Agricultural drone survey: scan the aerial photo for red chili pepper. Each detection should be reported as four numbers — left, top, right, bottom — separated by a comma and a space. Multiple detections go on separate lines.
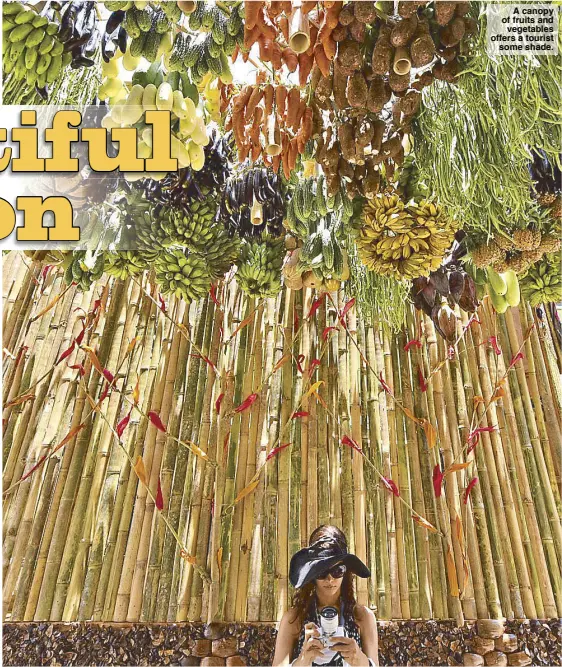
508, 351, 524, 369
339, 298, 356, 326
209, 284, 221, 308
308, 359, 321, 377
379, 373, 392, 395
266, 442, 291, 461
99, 382, 111, 402
417, 366, 428, 392
234, 393, 258, 413
381, 477, 400, 497
148, 411, 167, 432
322, 326, 338, 341
75, 326, 86, 346
433, 464, 444, 498
308, 293, 325, 319
56, 340, 75, 365
463, 477, 478, 504
155, 478, 164, 511
341, 435, 362, 454
92, 298, 102, 316
116, 411, 131, 439
488, 336, 502, 355
215, 393, 225, 415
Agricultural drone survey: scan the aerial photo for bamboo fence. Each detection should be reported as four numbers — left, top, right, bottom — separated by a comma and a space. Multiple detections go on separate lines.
2, 252, 561, 626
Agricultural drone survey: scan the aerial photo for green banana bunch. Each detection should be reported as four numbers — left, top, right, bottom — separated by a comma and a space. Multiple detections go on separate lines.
520, 253, 562, 307
3, 2, 69, 88
154, 248, 211, 302
236, 236, 285, 299
61, 251, 105, 292
104, 252, 150, 280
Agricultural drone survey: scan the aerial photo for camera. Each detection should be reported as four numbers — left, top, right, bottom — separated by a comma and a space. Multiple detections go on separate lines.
318, 606, 339, 648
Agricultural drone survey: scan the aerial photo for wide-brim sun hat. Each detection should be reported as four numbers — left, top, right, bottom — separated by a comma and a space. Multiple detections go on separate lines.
289, 538, 371, 588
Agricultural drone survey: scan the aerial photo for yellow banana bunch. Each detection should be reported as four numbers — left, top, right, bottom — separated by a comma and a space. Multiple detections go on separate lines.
355, 194, 457, 280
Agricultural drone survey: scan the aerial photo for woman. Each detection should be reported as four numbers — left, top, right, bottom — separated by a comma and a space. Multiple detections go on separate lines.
272, 525, 379, 667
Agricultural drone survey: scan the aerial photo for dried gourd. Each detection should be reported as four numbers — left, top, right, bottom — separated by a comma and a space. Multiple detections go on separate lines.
410, 33, 435, 67
434, 1, 457, 26
388, 69, 410, 92
346, 71, 368, 108
390, 17, 418, 47
367, 76, 391, 113
349, 19, 366, 43
338, 123, 356, 162
371, 36, 393, 75
315, 74, 333, 102
353, 0, 378, 24
332, 63, 350, 110
336, 40, 362, 72
440, 17, 466, 47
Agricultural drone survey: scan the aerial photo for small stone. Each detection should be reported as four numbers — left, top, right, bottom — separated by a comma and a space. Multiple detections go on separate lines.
495, 635, 518, 653
205, 623, 227, 641
226, 657, 247, 667
507, 652, 532, 666
463, 653, 485, 666
179, 657, 200, 667
201, 659, 226, 667
179, 658, 200, 667
472, 637, 496, 656
212, 638, 238, 658
192, 640, 212, 658
477, 620, 506, 640
485, 651, 508, 666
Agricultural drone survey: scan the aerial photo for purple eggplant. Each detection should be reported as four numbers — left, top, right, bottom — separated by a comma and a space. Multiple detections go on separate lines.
448, 270, 465, 302
457, 275, 478, 313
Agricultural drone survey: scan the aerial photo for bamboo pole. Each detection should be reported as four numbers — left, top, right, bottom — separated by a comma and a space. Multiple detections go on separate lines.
112, 292, 168, 621
245, 305, 267, 622
99, 287, 159, 621
389, 339, 414, 619
222, 297, 255, 620
260, 297, 282, 621
365, 323, 391, 619
276, 290, 294, 621
349, 308, 368, 608
81, 281, 152, 621
30, 282, 122, 621
317, 299, 330, 528
174, 298, 220, 621
398, 323, 431, 619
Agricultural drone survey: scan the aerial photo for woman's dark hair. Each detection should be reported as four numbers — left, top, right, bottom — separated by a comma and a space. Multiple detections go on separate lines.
290, 525, 357, 627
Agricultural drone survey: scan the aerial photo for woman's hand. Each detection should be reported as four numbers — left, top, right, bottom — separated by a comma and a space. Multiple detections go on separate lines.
294, 623, 325, 666
328, 636, 370, 666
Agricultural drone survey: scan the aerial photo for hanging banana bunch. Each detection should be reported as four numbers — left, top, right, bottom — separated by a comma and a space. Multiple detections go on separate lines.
236, 235, 285, 299
355, 193, 457, 280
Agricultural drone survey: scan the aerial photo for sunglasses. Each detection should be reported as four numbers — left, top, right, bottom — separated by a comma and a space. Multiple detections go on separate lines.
317, 563, 347, 580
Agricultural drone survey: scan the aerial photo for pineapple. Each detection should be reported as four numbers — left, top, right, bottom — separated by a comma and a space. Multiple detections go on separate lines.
522, 248, 544, 265
507, 254, 531, 275
495, 234, 515, 251
471, 242, 504, 268
513, 228, 541, 251
539, 234, 561, 254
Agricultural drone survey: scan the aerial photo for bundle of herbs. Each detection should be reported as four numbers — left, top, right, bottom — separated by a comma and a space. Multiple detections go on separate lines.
413, 5, 562, 239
